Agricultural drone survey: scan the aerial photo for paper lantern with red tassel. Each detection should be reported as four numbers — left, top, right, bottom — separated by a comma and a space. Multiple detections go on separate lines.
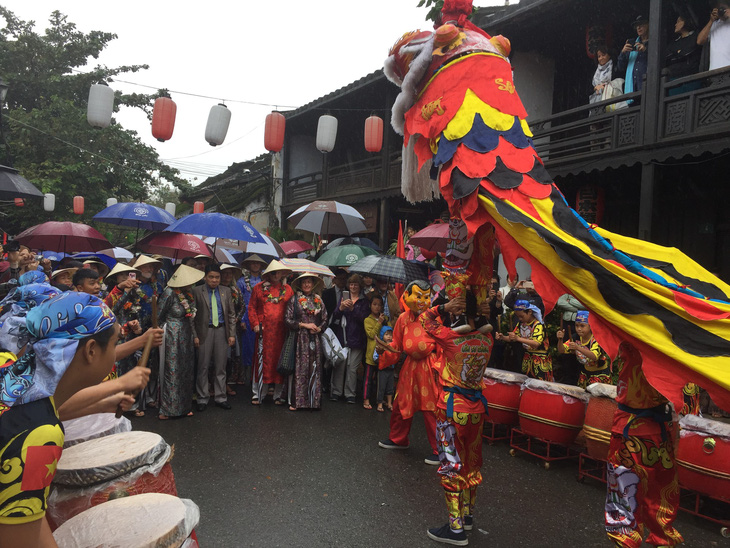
193, 201, 204, 214
152, 97, 177, 142
73, 196, 84, 215
264, 111, 286, 152
14, 198, 24, 207
364, 115, 383, 152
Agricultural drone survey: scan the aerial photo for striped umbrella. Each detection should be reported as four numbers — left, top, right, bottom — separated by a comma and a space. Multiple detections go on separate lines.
349, 255, 431, 284
287, 200, 366, 236
279, 258, 335, 277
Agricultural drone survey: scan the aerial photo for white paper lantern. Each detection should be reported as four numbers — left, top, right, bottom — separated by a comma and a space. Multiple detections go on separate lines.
43, 193, 55, 212
107, 198, 118, 208
165, 202, 176, 216
205, 104, 231, 146
316, 115, 338, 153
87, 83, 114, 128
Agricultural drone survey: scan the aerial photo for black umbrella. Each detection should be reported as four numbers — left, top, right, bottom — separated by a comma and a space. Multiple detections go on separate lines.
0, 165, 44, 200
325, 236, 382, 252
349, 255, 431, 284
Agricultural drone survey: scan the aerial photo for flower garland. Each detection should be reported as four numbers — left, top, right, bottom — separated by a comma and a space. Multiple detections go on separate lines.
297, 292, 322, 314
263, 283, 287, 304
174, 288, 196, 319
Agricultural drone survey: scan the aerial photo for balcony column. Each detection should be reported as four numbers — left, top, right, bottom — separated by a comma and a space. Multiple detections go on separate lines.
638, 162, 656, 240
643, 0, 664, 144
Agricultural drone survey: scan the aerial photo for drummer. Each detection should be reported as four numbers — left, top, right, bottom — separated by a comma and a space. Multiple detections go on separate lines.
0, 291, 119, 548
496, 299, 553, 381
556, 310, 612, 388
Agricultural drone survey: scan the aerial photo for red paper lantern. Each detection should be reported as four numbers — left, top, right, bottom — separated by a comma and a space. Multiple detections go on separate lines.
73, 196, 84, 215
14, 198, 24, 207
264, 111, 286, 152
364, 115, 383, 152
575, 185, 605, 225
152, 97, 177, 142
193, 201, 204, 214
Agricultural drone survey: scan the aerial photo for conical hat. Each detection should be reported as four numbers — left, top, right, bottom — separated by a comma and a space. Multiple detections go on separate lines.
105, 263, 140, 283
291, 272, 324, 294
262, 260, 292, 277
132, 255, 162, 269
51, 267, 78, 280
241, 254, 267, 266
167, 264, 205, 288
220, 264, 242, 278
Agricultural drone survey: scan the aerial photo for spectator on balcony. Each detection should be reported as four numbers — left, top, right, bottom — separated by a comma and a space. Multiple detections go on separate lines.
619, 15, 650, 102
698, 2, 730, 75
588, 44, 619, 114
666, 14, 703, 95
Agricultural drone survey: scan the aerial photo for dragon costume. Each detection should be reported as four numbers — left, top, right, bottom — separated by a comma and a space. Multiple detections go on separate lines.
384, 0, 730, 414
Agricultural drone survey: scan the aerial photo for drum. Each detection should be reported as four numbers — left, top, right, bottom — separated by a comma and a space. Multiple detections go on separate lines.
482, 368, 527, 426
62, 412, 132, 448
518, 379, 588, 446
48, 431, 176, 530
676, 414, 730, 502
53, 493, 200, 548
582, 383, 618, 460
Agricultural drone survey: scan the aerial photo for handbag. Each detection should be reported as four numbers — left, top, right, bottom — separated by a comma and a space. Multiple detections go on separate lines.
277, 297, 300, 376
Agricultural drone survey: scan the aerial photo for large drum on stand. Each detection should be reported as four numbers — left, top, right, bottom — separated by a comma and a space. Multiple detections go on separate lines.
518, 379, 588, 446
582, 383, 618, 460
53, 493, 200, 548
62, 412, 132, 448
48, 431, 177, 530
676, 414, 730, 502
482, 368, 527, 426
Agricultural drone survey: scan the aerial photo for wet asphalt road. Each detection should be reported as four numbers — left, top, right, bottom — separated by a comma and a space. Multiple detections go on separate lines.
134, 389, 725, 548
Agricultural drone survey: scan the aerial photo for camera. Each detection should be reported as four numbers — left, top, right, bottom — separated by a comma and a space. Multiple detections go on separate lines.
720, 7, 727, 16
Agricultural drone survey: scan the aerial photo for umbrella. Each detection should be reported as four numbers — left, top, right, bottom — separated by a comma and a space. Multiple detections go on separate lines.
315, 244, 379, 267
137, 232, 212, 260
92, 202, 176, 232
278, 258, 335, 277
99, 247, 134, 261
0, 165, 44, 200
348, 255, 431, 284
165, 212, 265, 243
39, 250, 69, 262
72, 253, 118, 271
280, 240, 313, 256
409, 222, 450, 253
210, 246, 237, 263
202, 235, 282, 258
288, 200, 366, 235
16, 222, 112, 253
325, 236, 381, 252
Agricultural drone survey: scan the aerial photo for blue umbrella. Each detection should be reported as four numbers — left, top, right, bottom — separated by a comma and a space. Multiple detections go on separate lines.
39, 250, 69, 262
165, 213, 265, 243
93, 202, 176, 231
72, 252, 117, 271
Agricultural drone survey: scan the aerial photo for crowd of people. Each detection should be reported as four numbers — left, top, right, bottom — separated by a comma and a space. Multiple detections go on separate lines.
588, 4, 730, 112
0, 232, 726, 547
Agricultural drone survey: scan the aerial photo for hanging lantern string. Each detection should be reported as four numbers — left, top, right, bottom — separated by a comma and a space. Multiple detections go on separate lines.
71, 69, 394, 112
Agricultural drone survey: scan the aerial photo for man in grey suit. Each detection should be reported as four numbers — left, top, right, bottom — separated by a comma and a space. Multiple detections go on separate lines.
193, 264, 236, 411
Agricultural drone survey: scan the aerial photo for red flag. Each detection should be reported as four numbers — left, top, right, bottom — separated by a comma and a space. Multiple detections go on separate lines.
21, 444, 63, 491
395, 221, 405, 298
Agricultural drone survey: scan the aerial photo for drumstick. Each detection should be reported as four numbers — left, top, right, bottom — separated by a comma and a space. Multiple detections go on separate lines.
115, 295, 158, 418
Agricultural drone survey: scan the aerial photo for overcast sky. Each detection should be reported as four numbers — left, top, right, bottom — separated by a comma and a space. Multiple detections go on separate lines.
2, 1, 513, 185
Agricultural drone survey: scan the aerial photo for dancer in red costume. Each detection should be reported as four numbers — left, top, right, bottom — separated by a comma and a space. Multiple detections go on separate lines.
378, 280, 451, 463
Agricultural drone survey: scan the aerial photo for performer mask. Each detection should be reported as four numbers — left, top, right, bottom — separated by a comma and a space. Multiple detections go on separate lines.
403, 280, 430, 315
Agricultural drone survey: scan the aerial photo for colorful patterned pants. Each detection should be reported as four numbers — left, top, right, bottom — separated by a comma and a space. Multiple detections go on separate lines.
522, 353, 553, 381
605, 433, 684, 548
435, 408, 485, 531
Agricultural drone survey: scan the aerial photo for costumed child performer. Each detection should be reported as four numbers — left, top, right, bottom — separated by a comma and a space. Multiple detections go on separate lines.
557, 309, 612, 388
496, 299, 553, 381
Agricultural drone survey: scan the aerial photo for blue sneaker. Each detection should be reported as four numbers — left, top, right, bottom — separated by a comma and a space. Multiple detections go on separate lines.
378, 439, 409, 450
424, 454, 440, 465
427, 524, 468, 546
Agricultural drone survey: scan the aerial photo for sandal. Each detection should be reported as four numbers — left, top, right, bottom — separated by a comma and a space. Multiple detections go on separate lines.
227, 386, 237, 396
274, 398, 286, 406
186, 411, 194, 417
289, 406, 297, 412
134, 409, 145, 417
158, 415, 169, 421
377, 405, 384, 412
251, 398, 261, 406
363, 402, 373, 410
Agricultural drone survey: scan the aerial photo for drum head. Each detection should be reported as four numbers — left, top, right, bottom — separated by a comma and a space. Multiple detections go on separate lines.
55, 431, 164, 487
483, 367, 528, 384
63, 413, 132, 448
53, 493, 198, 548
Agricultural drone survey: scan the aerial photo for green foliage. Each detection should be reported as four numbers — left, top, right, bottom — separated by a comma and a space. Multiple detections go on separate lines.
0, 8, 188, 234
267, 226, 307, 244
